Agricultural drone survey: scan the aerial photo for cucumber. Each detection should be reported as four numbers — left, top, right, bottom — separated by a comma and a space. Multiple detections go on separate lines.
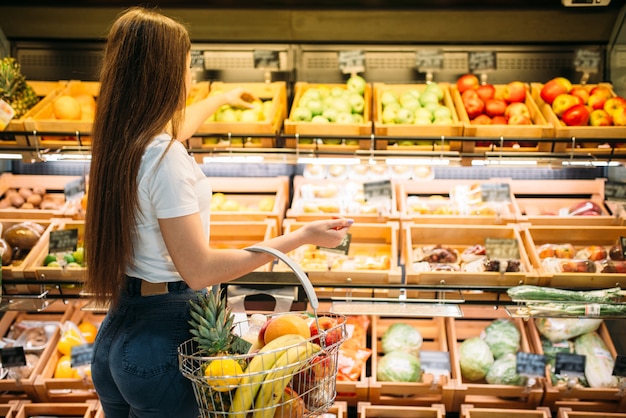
507, 285, 625, 303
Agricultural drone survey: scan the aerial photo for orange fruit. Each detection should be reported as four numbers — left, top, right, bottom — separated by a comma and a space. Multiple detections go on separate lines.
78, 321, 98, 344
54, 354, 79, 379
57, 327, 84, 355
263, 314, 311, 345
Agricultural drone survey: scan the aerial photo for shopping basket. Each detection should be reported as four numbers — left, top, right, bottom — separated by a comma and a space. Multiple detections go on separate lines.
178, 246, 347, 418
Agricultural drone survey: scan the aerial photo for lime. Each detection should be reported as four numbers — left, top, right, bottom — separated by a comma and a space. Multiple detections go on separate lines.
43, 254, 57, 266
47, 261, 61, 267
63, 253, 75, 264
72, 247, 85, 265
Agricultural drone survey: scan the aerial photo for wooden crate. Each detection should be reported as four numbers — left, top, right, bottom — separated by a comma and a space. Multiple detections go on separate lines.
334, 315, 370, 406
22, 80, 99, 148
34, 301, 104, 403
526, 319, 626, 413
286, 175, 400, 224
368, 316, 456, 411
12, 400, 99, 418
451, 84, 554, 154
284, 82, 372, 140
0, 400, 22, 417
0, 301, 74, 403
372, 82, 463, 152
403, 222, 534, 286
1, 218, 53, 281
396, 178, 519, 226
446, 311, 544, 411
522, 224, 626, 288
276, 220, 402, 285
510, 179, 622, 226
358, 401, 446, 418
208, 176, 290, 234
188, 82, 287, 149
461, 404, 552, 418
530, 83, 626, 151
210, 219, 277, 271
6, 80, 67, 139
0, 173, 82, 219
557, 408, 626, 417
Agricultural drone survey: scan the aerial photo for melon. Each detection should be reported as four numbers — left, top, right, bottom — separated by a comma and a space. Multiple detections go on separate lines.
53, 95, 82, 120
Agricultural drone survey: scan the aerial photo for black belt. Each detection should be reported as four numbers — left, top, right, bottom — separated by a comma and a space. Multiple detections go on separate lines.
125, 276, 189, 296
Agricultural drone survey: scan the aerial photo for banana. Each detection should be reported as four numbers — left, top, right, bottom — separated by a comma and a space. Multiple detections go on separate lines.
252, 341, 321, 418
229, 334, 306, 418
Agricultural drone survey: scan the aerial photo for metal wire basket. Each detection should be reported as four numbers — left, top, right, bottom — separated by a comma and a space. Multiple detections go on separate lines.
178, 246, 347, 418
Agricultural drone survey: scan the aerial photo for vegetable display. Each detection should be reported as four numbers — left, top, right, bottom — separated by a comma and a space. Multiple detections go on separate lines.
381, 322, 423, 357
507, 285, 626, 303
482, 319, 520, 359
459, 337, 494, 381
376, 350, 422, 383
574, 331, 619, 389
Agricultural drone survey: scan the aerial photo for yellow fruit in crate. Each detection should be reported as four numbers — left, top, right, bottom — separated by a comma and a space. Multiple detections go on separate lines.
220, 199, 240, 212
57, 326, 84, 355
258, 197, 275, 212
53, 95, 82, 120
78, 321, 98, 344
54, 354, 79, 378
203, 358, 243, 391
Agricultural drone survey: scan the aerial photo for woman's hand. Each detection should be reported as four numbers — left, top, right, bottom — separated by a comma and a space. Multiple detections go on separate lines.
222, 87, 257, 109
299, 217, 354, 249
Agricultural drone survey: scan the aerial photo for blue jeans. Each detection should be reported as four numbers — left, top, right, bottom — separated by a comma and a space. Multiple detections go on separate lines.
92, 278, 203, 417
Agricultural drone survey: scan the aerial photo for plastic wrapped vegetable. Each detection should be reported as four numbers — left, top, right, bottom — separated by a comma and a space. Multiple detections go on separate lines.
459, 337, 494, 381
575, 332, 619, 388
377, 350, 422, 382
485, 353, 527, 386
534, 317, 602, 342
482, 319, 520, 359
381, 322, 423, 357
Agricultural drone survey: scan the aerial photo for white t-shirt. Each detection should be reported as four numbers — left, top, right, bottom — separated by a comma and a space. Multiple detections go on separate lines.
125, 133, 211, 282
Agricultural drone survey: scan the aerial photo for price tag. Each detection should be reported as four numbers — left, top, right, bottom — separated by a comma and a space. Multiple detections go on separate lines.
612, 355, 626, 377
416, 49, 444, 72
555, 352, 586, 376
338, 50, 365, 74
485, 238, 520, 260
318, 233, 351, 255
190, 50, 205, 69
468, 51, 496, 72
70, 343, 94, 368
574, 48, 601, 74
480, 183, 511, 203
0, 346, 27, 368
0, 98, 15, 131
64, 177, 86, 201
516, 352, 547, 377
49, 228, 79, 253
420, 350, 451, 377
605, 182, 626, 202
363, 180, 392, 202
253, 50, 280, 69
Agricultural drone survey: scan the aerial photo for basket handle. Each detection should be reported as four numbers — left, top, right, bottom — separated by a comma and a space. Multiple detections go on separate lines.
244, 245, 319, 311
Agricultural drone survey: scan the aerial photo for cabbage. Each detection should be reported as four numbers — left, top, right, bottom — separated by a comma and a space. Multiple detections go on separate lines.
459, 337, 494, 381
381, 322, 423, 356
482, 319, 520, 359
377, 350, 422, 382
485, 353, 527, 386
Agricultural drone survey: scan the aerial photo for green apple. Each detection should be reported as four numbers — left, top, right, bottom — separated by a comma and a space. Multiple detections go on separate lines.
216, 108, 237, 122
401, 89, 421, 105
324, 139, 343, 145
419, 91, 440, 107
395, 108, 415, 124
317, 85, 331, 98
397, 140, 416, 146
330, 86, 345, 97
240, 109, 261, 122
347, 74, 367, 95
414, 108, 433, 121
306, 99, 324, 116
414, 117, 432, 125
302, 88, 322, 101
352, 114, 364, 123
380, 91, 399, 107
433, 117, 453, 125
322, 108, 339, 122
382, 107, 397, 124
311, 115, 330, 123
292, 107, 313, 122
424, 102, 440, 113
424, 83, 444, 101
349, 93, 365, 114
432, 105, 452, 120
331, 97, 351, 114
336, 112, 354, 124
345, 139, 359, 145
401, 97, 421, 113
72, 247, 85, 265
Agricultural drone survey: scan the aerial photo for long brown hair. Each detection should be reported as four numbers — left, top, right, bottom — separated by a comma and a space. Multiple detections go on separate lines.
84, 7, 191, 307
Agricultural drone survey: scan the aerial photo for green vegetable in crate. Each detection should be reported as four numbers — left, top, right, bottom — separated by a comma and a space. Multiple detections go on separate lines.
0, 57, 39, 118
541, 337, 575, 386
482, 319, 520, 359
535, 317, 602, 342
574, 331, 619, 388
485, 353, 527, 386
459, 337, 494, 381
377, 350, 422, 382
381, 322, 423, 357
507, 285, 626, 303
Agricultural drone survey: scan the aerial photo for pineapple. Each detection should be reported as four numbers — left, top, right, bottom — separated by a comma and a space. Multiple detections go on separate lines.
0, 57, 40, 118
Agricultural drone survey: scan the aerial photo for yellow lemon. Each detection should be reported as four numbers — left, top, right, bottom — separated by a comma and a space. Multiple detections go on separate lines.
57, 327, 84, 355
203, 358, 243, 392
54, 355, 78, 379
78, 321, 98, 344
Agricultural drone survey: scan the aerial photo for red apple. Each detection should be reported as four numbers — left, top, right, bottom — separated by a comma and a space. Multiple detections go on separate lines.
604, 97, 626, 117
614, 106, 626, 126
309, 316, 342, 347
552, 94, 581, 117
485, 98, 507, 117
456, 73, 480, 94
540, 77, 573, 105
570, 86, 590, 105
590, 85, 613, 100
508, 114, 532, 125
589, 109, 613, 126
491, 115, 508, 125
257, 317, 273, 347
505, 102, 530, 120
471, 114, 492, 125
503, 81, 527, 103
476, 84, 496, 102
463, 96, 485, 119
562, 103, 590, 126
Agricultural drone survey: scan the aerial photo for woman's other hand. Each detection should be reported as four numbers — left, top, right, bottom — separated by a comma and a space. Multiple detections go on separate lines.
300, 217, 354, 249
222, 87, 257, 109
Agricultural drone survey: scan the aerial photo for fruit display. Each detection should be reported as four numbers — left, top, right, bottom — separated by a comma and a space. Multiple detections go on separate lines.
0, 57, 40, 120
411, 243, 523, 273
211, 192, 275, 213
536, 241, 626, 274
451, 74, 552, 151
284, 75, 371, 138
0, 186, 65, 211
0, 220, 47, 268
372, 82, 463, 149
